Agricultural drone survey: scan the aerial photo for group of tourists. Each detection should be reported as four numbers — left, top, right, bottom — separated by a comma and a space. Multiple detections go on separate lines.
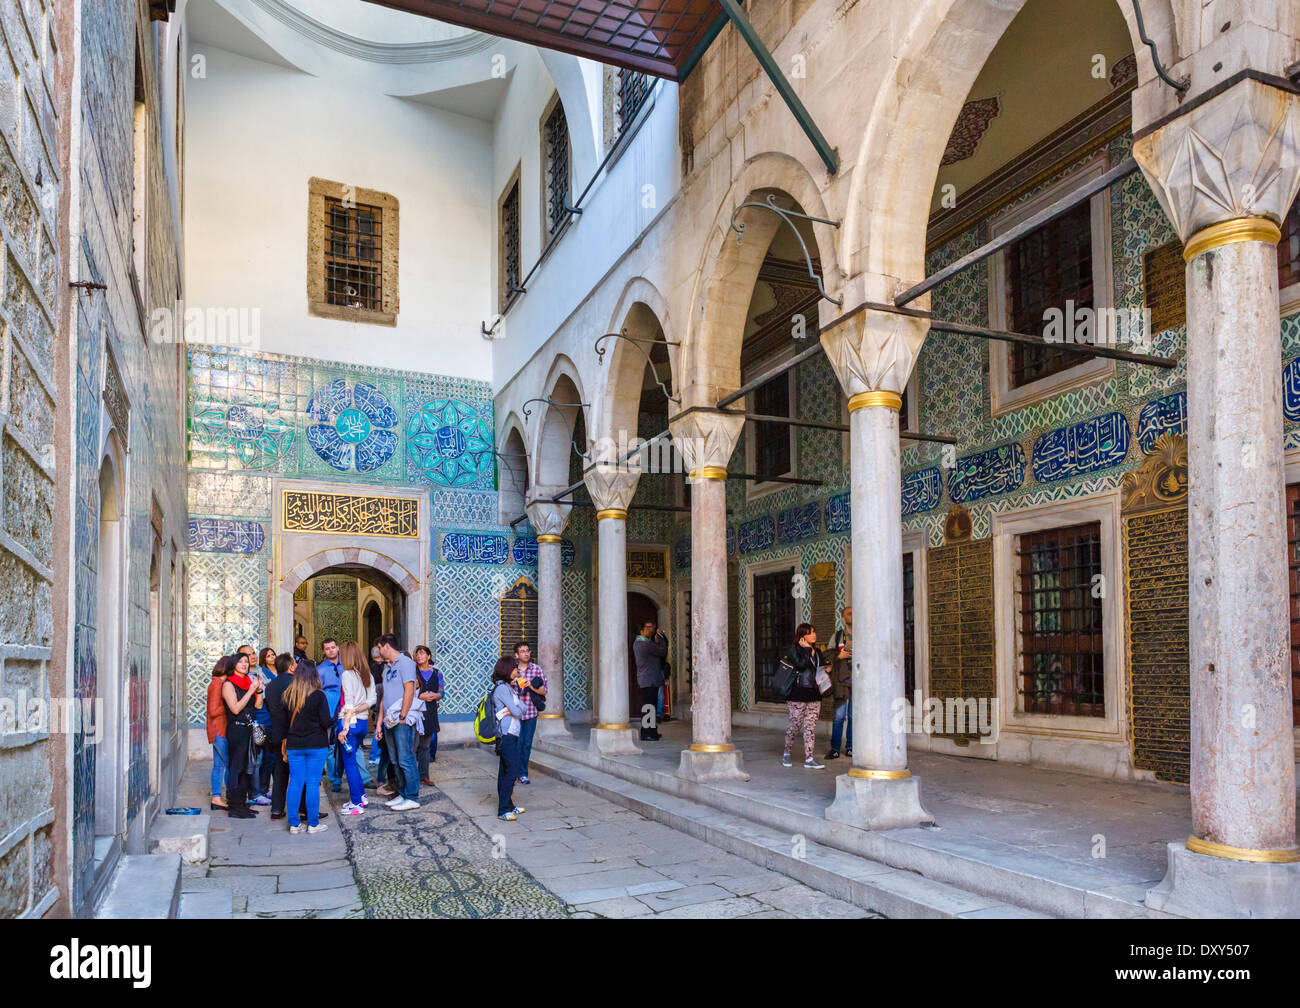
205, 632, 444, 833
777, 606, 853, 770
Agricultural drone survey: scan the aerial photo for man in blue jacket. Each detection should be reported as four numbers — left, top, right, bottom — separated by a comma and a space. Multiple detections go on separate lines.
317, 637, 345, 793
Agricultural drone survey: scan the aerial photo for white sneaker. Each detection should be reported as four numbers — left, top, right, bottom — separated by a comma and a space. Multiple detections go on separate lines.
359, 795, 369, 807
288, 824, 305, 835
804, 757, 825, 769
340, 802, 363, 815
307, 823, 328, 834
391, 798, 420, 811
385, 796, 403, 807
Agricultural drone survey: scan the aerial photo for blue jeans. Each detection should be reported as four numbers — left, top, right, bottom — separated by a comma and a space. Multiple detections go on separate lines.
656, 687, 664, 718
830, 697, 852, 752
340, 720, 368, 805
387, 722, 420, 801
497, 734, 521, 815
210, 736, 228, 798
518, 716, 537, 777
286, 746, 329, 827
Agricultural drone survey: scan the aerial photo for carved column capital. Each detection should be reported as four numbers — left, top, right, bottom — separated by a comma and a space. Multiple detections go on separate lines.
1133, 77, 1300, 243
820, 297, 928, 399
525, 492, 570, 537
582, 463, 639, 514
669, 397, 743, 475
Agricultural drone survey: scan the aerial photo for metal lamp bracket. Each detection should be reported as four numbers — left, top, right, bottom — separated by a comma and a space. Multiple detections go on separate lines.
729, 194, 843, 307
594, 331, 681, 405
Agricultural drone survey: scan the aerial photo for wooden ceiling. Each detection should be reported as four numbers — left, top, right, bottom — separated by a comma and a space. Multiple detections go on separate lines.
362, 0, 723, 79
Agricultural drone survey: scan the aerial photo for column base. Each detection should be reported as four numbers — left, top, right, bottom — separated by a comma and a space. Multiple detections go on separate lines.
534, 714, 572, 739
588, 726, 642, 757
824, 773, 932, 831
677, 747, 749, 783
1145, 842, 1300, 918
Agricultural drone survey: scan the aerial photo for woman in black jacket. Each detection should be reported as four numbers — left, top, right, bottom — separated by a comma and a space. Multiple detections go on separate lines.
782, 622, 825, 769
282, 664, 335, 834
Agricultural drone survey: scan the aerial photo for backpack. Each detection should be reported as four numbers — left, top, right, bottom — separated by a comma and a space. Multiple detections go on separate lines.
474, 685, 498, 746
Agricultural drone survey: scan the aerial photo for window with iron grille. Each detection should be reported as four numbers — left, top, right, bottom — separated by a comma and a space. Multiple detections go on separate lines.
543, 100, 571, 239
1279, 197, 1300, 293
903, 552, 916, 699
754, 568, 796, 703
501, 178, 520, 308
325, 198, 383, 311
617, 68, 651, 134
1016, 521, 1104, 716
753, 374, 793, 481
1007, 199, 1094, 387
1286, 484, 1300, 727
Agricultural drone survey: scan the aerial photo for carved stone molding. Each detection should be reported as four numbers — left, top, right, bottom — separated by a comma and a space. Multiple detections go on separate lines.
525, 496, 570, 537
820, 306, 929, 399
1121, 433, 1188, 513
942, 96, 1000, 166
1133, 78, 1300, 241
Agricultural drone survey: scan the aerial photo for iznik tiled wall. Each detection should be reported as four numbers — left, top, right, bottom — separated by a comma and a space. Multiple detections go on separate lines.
185, 345, 594, 726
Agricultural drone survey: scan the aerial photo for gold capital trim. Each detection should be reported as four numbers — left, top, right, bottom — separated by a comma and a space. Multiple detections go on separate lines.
595, 723, 631, 730
1183, 217, 1282, 262
537, 713, 565, 719
689, 466, 729, 481
847, 391, 902, 414
688, 744, 736, 753
847, 768, 911, 780
595, 508, 627, 521
1185, 836, 1300, 864
535, 534, 562, 544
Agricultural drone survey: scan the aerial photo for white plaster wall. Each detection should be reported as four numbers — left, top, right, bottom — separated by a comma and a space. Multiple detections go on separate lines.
183, 44, 494, 379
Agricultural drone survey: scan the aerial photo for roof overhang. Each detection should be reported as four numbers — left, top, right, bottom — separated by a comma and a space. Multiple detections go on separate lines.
361, 0, 725, 80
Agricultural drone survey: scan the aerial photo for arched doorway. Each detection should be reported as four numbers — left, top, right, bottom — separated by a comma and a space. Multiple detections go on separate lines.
94, 451, 124, 846
626, 590, 659, 723
292, 564, 408, 661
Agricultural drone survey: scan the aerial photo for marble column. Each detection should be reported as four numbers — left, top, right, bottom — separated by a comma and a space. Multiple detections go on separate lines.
820, 295, 931, 829
582, 462, 642, 757
526, 496, 571, 738
1133, 79, 1300, 917
669, 404, 748, 781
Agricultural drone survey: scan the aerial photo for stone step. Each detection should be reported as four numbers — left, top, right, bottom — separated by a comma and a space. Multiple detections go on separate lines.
95, 854, 182, 919
529, 749, 1050, 918
150, 813, 210, 864
532, 739, 1175, 919
179, 889, 233, 919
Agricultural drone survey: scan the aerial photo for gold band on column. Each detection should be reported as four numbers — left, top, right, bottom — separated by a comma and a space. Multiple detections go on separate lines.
595, 508, 627, 521
595, 723, 632, 730
688, 466, 728, 481
847, 768, 911, 780
688, 743, 736, 753
1182, 217, 1282, 262
847, 390, 902, 413
538, 713, 565, 718
536, 534, 561, 544
1185, 836, 1300, 864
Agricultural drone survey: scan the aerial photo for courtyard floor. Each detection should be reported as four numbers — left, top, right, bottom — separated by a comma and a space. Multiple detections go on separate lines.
177, 742, 876, 919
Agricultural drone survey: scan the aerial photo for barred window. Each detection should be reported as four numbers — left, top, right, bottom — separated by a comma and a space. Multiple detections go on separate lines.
1279, 198, 1300, 292
754, 568, 796, 704
903, 552, 916, 699
1007, 200, 1094, 387
1286, 484, 1300, 727
325, 198, 382, 311
543, 101, 571, 239
1016, 521, 1104, 717
500, 178, 520, 308
617, 68, 651, 133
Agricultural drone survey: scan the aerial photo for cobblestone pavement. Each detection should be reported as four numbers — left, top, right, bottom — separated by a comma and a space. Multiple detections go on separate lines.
429, 746, 878, 919
182, 745, 877, 919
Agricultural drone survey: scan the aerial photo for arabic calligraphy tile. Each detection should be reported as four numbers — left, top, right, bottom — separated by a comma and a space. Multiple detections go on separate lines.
737, 516, 775, 554
777, 502, 821, 544
441, 532, 510, 564
825, 491, 851, 534
901, 467, 942, 516
1137, 392, 1187, 453
305, 378, 399, 474
1031, 412, 1130, 483
726, 526, 737, 557
947, 443, 1026, 503
1284, 358, 1300, 422
407, 398, 493, 487
186, 518, 266, 554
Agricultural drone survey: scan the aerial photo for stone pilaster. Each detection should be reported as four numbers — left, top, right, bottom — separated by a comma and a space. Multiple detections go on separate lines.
582, 463, 642, 757
525, 494, 571, 738
669, 401, 748, 782
1134, 78, 1300, 918
820, 298, 931, 830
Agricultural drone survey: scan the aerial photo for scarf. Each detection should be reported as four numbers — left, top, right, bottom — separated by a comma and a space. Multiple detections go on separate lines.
228, 670, 252, 691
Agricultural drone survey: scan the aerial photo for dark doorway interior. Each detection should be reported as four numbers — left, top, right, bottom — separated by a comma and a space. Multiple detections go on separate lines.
753, 568, 796, 704
627, 591, 659, 724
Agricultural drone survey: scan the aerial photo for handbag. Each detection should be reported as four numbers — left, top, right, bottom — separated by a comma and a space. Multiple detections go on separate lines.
775, 658, 796, 701
251, 721, 267, 746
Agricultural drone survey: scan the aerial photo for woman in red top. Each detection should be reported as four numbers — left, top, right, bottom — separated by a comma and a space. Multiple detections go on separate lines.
205, 656, 233, 810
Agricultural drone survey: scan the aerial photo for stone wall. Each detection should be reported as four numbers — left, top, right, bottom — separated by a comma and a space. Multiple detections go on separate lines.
0, 0, 62, 919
